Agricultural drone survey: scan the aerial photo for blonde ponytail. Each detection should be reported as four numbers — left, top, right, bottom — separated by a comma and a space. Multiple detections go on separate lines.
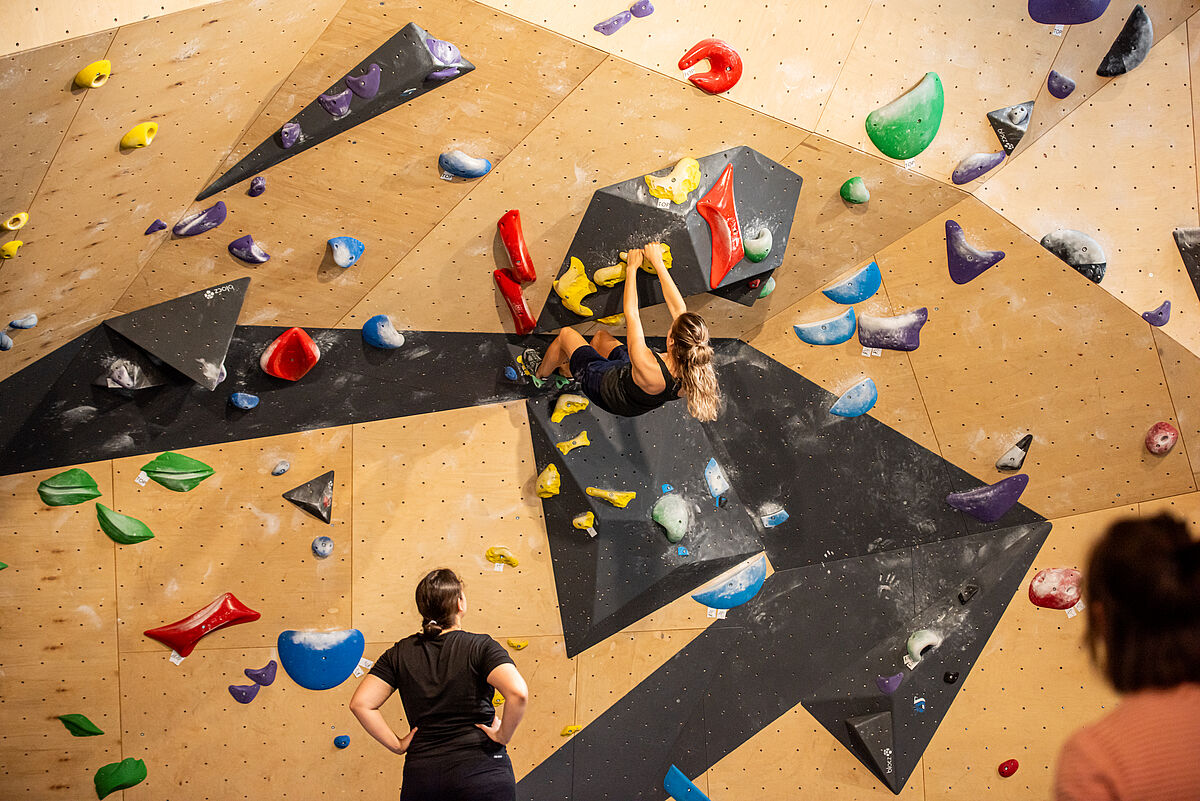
669, 312, 721, 422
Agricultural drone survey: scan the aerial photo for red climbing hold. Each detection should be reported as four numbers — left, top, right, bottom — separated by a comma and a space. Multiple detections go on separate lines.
1029, 567, 1082, 610
494, 269, 536, 335
260, 327, 321, 381
697, 164, 744, 289
497, 210, 536, 283
1145, 421, 1180, 455
998, 759, 1019, 778
678, 38, 743, 95
143, 592, 261, 657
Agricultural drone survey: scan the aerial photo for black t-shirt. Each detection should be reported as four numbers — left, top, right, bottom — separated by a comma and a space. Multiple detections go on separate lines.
368, 630, 514, 761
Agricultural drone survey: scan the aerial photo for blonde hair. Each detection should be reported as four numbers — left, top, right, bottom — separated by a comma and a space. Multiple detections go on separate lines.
669, 312, 721, 422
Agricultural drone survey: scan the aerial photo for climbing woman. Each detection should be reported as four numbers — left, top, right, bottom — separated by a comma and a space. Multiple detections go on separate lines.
1054, 513, 1200, 800
349, 568, 529, 801
527, 241, 722, 421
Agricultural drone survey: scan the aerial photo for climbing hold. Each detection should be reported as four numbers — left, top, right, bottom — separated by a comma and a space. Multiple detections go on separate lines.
996, 434, 1033, 471
946, 474, 1029, 522
757, 276, 776, 298
664, 764, 712, 801
74, 59, 112, 89
691, 554, 767, 609
0, 331, 12, 351
1047, 69, 1076, 99
946, 219, 1006, 284
493, 689, 505, 706
327, 236, 365, 268
334, 734, 351, 749
535, 464, 561, 498
173, 201, 227, 237
120, 122, 158, 149
830, 377, 878, 418
3, 212, 28, 231
704, 458, 731, 501
594, 246, 673, 287
793, 307, 856, 346
1145, 421, 1179, 455
10, 313, 37, 329
594, 10, 632, 35
37, 468, 101, 506
906, 629, 942, 663
1040, 229, 1106, 283
556, 431, 591, 456
497, 210, 537, 283
272, 461, 290, 476
1097, 5, 1152, 77
856, 307, 928, 352
345, 63, 381, 99
840, 176, 870, 204
631, 0, 654, 16
284, 470, 335, 523
96, 502, 155, 543
959, 584, 979, 604
951, 151, 1005, 185
248, 176, 266, 197
94, 758, 147, 799
554, 257, 598, 317
561, 725, 583, 736
551, 394, 590, 423
494, 269, 536, 335
876, 672, 904, 695
144, 592, 261, 657
280, 122, 302, 149
486, 546, 519, 567
361, 315, 405, 349
318, 88, 353, 119
678, 39, 742, 94
277, 629, 366, 690
95, 357, 163, 390
228, 683, 260, 704
866, 73, 944, 160
586, 487, 636, 508
245, 659, 277, 685
141, 452, 214, 492
425, 37, 468, 80
1028, 0, 1110, 24
312, 536, 334, 558
0, 240, 21, 259
1029, 567, 1082, 610
697, 164, 744, 289
439, 150, 492, 179
261, 327, 321, 381
645, 157, 702, 205
506, 639, 528, 650
59, 713, 104, 736
1142, 300, 1170, 326
228, 235, 270, 265
986, 101, 1034, 155
652, 493, 691, 543
943, 671, 959, 684
760, 508, 789, 528
743, 227, 772, 263
913, 697, 927, 713
998, 759, 1019, 778
572, 511, 595, 530
822, 261, 881, 304
144, 219, 166, 235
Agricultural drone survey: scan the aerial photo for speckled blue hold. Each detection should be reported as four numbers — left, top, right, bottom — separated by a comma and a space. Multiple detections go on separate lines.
334, 735, 350, 749
691, 555, 767, 609
328, 236, 365, 268
830, 377, 878, 418
362, 315, 405, 349
503, 366, 520, 382
229, 392, 259, 410
10, 313, 37, 329
144, 219, 167, 235
1142, 300, 1170, 326
271, 460, 290, 476
793, 307, 856, 346
704, 458, 730, 501
248, 176, 266, 197
822, 261, 881, 304
312, 536, 334, 558
438, 150, 492, 179
0, 332, 13, 351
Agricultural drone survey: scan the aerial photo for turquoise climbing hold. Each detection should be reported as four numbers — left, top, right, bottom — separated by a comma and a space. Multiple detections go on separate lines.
822, 261, 881, 304
830, 378, 878, 417
691, 554, 767, 609
865, 73, 944, 160
793, 307, 856, 346
664, 764, 712, 801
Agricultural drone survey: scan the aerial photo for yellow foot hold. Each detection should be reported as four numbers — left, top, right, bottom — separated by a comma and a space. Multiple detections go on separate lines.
506, 638, 529, 650
645, 157, 701, 204
554, 257, 597, 316
561, 725, 582, 737
535, 463, 561, 498
596, 313, 625, 326
586, 487, 636, 508
594, 245, 673, 288
120, 122, 158, 149
556, 430, 590, 455
74, 59, 112, 89
485, 546, 519, 567
551, 393, 590, 423
2, 212, 28, 232
493, 690, 505, 706
572, 511, 595, 530
1, 240, 22, 259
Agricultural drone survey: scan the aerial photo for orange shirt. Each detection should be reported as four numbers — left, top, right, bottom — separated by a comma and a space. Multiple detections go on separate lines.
1055, 683, 1200, 801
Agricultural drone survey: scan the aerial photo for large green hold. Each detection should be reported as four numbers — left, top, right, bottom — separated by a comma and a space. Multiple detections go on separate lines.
140, 452, 214, 492
865, 72, 944, 160
59, 713, 104, 736
37, 468, 101, 506
96, 504, 155, 545
652, 493, 691, 543
94, 757, 147, 799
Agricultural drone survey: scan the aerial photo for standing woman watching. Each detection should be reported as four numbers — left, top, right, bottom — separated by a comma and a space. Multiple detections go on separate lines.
350, 568, 529, 801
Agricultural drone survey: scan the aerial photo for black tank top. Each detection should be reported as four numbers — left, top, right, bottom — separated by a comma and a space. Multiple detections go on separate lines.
598, 350, 681, 417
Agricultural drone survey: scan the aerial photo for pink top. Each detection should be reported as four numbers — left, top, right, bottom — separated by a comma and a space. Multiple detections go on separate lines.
1055, 683, 1200, 801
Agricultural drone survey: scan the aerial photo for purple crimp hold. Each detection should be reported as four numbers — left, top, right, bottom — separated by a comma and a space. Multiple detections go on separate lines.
245, 659, 277, 686
229, 683, 261, 704
630, 0, 655, 17
172, 201, 227, 238
318, 87, 353, 119
946, 220, 1006, 285
1142, 300, 1170, 326
248, 176, 266, 197
1027, 0, 1111, 25
857, 308, 928, 352
951, 151, 1005, 185
228, 235, 270, 265
425, 37, 462, 81
144, 219, 167, 235
947, 474, 1029, 523
280, 122, 301, 149
1047, 69, 1076, 99
346, 63, 381, 99
594, 10, 632, 35
876, 673, 904, 695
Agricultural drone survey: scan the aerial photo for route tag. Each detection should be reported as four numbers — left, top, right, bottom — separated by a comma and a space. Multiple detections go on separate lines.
135, 471, 149, 486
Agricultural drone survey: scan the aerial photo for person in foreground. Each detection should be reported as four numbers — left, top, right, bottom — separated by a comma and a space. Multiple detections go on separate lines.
527, 241, 721, 421
1054, 513, 1200, 800
350, 568, 528, 801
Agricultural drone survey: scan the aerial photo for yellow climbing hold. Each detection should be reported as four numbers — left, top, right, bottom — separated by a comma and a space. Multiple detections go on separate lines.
493, 690, 505, 706
536, 464, 561, 498
74, 60, 112, 89
596, 313, 625, 325
2, 212, 28, 232
556, 430, 590, 455
572, 511, 595, 529
586, 487, 636, 508
1, 240, 22, 259
646, 157, 701, 204
561, 725, 583, 737
594, 246, 673, 288
120, 122, 158, 149
554, 256, 597, 316
506, 638, 529, 650
551, 393, 590, 423
485, 546, 519, 567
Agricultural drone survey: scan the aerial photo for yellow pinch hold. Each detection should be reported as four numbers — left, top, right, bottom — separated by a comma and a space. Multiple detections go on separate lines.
535, 463, 561, 498
561, 725, 582, 737
74, 59, 112, 89
120, 121, 158, 149
556, 430, 590, 455
3, 212, 29, 232
554, 256, 597, 316
594, 245, 673, 288
493, 690, 505, 706
645, 157, 701, 204
586, 487, 636, 508
506, 638, 529, 650
596, 313, 625, 326
551, 393, 589, 423
485, 546, 519, 567
1, 240, 22, 259
572, 511, 595, 529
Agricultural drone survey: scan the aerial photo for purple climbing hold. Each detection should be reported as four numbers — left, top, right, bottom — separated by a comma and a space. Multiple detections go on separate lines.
630, 0, 655, 16
345, 63, 381, 99
280, 122, 302, 149
946, 219, 1006, 284
426, 37, 463, 81
594, 10, 633, 35
318, 88, 353, 119
857, 308, 929, 352
173, 201, 227, 237
1027, 0, 1111, 25
228, 235, 270, 265
947, 474, 1029, 523
876, 672, 904, 695
951, 151, 1005, 185
245, 659, 278, 686
229, 683, 261, 704
1047, 70, 1076, 99
144, 219, 167, 235
1142, 300, 1170, 326
248, 176, 266, 197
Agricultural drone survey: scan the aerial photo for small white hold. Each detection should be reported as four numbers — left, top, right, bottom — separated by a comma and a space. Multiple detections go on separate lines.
9, 314, 37, 329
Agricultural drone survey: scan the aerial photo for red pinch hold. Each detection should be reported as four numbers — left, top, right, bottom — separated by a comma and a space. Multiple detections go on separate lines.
260, 327, 321, 381
497, 210, 536, 283
678, 38, 743, 94
143, 592, 261, 657
997, 758, 1019, 778
494, 269, 536, 335
697, 164, 744, 289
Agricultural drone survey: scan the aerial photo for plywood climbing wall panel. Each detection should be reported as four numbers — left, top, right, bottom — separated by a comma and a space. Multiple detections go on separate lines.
977, 25, 1200, 357
115, 0, 607, 329
1140, 488, 1200, 523
1154, 328, 1200, 484
499, 635, 578, 779
0, 0, 215, 58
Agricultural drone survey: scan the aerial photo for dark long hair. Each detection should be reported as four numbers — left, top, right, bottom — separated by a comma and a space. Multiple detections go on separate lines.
415, 568, 464, 638
1084, 514, 1200, 692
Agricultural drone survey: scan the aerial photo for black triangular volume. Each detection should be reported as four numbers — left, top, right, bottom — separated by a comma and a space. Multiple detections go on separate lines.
847, 711, 899, 791
283, 470, 335, 523
102, 278, 249, 391
1172, 228, 1200, 303
195, 23, 475, 201
986, 101, 1034, 155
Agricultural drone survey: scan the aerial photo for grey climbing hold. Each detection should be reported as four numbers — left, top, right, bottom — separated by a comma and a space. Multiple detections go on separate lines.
906, 629, 942, 662
1047, 69, 1076, 99
95, 357, 166, 390
1040, 229, 1106, 283
284, 471, 334, 523
272, 461, 290, 476
987, 101, 1034, 155
1172, 228, 1200, 301
652, 493, 691, 543
946, 219, 1006, 284
996, 434, 1033, 471
958, 584, 979, 604
951, 151, 1005, 185
1097, 5, 1153, 77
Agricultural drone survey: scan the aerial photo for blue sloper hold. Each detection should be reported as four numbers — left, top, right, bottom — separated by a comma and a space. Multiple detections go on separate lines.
1097, 5, 1153, 77
362, 315, 406, 349
760, 508, 789, 528
328, 236, 365, 268
822, 261, 881, 304
830, 377, 877, 418
951, 151, 1005, 185
793, 307, 856, 346
1142, 300, 1170, 326
277, 629, 366, 690
0, 331, 13, 351
946, 474, 1029, 523
1028, 0, 1110, 24
664, 765, 711, 801
438, 150, 492, 178
946, 220, 1006, 284
690, 554, 767, 609
10, 314, 37, 329
857, 308, 928, 352
1047, 70, 1076, 99
229, 392, 259, 410
704, 457, 730, 502
334, 734, 351, 749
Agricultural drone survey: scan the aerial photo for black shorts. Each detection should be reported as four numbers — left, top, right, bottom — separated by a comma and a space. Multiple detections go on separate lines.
400, 750, 515, 801
569, 344, 628, 403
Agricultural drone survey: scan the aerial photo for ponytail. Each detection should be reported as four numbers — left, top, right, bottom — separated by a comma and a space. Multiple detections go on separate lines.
669, 312, 721, 422
415, 568, 464, 638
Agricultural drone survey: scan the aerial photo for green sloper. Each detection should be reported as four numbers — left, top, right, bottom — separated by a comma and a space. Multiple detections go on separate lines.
59, 713, 104, 736
94, 757, 146, 799
865, 72, 944, 160
140, 452, 214, 492
36, 468, 101, 506
96, 504, 155, 545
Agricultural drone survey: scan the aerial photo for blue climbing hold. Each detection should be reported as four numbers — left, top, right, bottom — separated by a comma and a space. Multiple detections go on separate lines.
328, 236, 365, 269
277, 629, 365, 691
691, 554, 767, 609
362, 315, 405, 349
822, 261, 881, 304
830, 378, 878, 417
704, 458, 730, 502
312, 536, 334, 558
334, 734, 350, 749
664, 765, 711, 801
760, 508, 789, 528
229, 392, 259, 410
661, 483, 674, 493
793, 307, 856, 346
438, 150, 492, 178
503, 366, 519, 381
857, 308, 928, 352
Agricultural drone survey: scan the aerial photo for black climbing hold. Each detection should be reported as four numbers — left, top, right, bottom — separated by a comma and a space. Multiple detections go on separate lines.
944, 671, 959, 684
845, 711, 897, 791
1040, 229, 1106, 283
958, 584, 979, 604
1172, 228, 1200, 306
283, 470, 334, 524
996, 434, 1033, 471
1097, 5, 1153, 77
986, 101, 1034, 155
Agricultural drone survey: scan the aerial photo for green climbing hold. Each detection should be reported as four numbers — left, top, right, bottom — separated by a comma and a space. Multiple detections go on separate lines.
758, 276, 776, 298
743, 227, 773, 263
59, 713, 104, 737
140, 452, 214, 492
96, 504, 155, 545
865, 72, 944, 160
37, 468, 101, 506
94, 757, 147, 799
652, 493, 691, 543
840, 176, 870, 204
0, 561, 7, 571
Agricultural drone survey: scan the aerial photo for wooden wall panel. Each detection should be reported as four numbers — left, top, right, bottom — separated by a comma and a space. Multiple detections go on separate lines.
1140, 488, 1200, 523
0, 0, 218, 58
1154, 328, 1200, 484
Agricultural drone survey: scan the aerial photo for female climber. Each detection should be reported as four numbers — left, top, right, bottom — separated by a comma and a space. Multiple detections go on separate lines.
1054, 513, 1200, 800
526, 242, 721, 421
350, 568, 529, 801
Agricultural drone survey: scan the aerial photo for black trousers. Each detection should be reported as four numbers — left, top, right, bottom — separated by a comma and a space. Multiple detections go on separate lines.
400, 750, 516, 801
